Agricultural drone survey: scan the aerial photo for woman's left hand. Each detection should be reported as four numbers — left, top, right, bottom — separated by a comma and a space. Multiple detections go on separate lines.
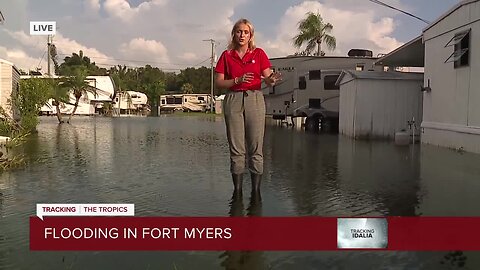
266, 71, 282, 85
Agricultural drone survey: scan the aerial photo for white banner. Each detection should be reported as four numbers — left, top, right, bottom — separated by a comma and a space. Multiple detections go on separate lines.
30, 21, 56, 35
36, 203, 135, 220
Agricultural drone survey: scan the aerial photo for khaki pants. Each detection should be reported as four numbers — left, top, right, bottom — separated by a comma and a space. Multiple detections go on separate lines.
223, 90, 265, 175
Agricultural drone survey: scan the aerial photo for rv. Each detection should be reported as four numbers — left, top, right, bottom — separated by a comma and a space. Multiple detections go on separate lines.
263, 50, 380, 131
160, 93, 212, 112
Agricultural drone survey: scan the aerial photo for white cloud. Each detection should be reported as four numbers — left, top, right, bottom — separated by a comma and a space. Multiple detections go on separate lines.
2, 29, 112, 71
0, 46, 46, 72
262, 1, 403, 58
53, 33, 111, 61
85, 0, 101, 13
119, 38, 170, 66
179, 52, 198, 62
4, 30, 45, 51
103, 0, 168, 22
368, 18, 403, 52
0, 0, 413, 72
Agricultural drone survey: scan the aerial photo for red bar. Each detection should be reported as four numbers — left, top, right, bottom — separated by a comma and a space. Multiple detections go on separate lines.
30, 217, 337, 250
30, 217, 480, 251
388, 217, 480, 250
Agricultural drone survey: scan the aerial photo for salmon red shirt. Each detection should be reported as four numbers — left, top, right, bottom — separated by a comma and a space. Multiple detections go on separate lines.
215, 48, 271, 91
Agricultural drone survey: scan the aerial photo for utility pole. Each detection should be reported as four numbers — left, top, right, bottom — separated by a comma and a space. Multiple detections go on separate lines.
47, 35, 52, 76
203, 39, 216, 113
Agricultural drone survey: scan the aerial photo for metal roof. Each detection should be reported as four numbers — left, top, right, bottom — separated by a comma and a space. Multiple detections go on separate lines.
423, 0, 480, 33
374, 36, 424, 67
336, 70, 423, 86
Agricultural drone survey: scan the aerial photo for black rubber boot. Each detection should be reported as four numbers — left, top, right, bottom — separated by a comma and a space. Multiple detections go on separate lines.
229, 189, 244, 217
247, 189, 262, 216
251, 173, 262, 192
232, 173, 243, 192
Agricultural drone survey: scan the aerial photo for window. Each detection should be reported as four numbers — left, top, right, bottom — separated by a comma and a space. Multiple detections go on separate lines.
309, 70, 321, 80
356, 64, 365, 71
324, 75, 340, 90
444, 29, 470, 68
161, 100, 165, 104
309, 99, 321, 109
269, 86, 275, 94
198, 96, 204, 101
299, 76, 306, 89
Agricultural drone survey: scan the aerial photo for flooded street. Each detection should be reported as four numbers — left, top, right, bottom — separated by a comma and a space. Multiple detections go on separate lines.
1, 115, 480, 269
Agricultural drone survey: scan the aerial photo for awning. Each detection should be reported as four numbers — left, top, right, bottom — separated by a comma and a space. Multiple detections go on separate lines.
375, 36, 424, 67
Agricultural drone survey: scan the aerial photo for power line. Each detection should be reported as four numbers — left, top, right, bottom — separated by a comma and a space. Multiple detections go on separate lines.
192, 56, 212, 67
368, 0, 430, 24
56, 53, 209, 67
36, 49, 47, 71
94, 62, 182, 71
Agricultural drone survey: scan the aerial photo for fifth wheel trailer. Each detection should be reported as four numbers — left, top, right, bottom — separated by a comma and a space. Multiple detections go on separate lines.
263, 51, 379, 131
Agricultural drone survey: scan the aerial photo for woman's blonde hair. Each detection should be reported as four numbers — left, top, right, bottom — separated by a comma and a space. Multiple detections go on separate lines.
227, 18, 256, 50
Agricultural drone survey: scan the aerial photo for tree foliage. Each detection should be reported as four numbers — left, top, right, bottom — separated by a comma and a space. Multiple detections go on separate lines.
58, 50, 108, 76
51, 49, 219, 116
11, 78, 52, 132
181, 83, 194, 94
293, 12, 336, 56
61, 67, 95, 123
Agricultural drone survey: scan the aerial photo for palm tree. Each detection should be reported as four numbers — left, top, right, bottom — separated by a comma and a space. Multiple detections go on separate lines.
110, 65, 129, 116
181, 83, 194, 94
293, 12, 336, 56
49, 78, 70, 124
62, 67, 96, 123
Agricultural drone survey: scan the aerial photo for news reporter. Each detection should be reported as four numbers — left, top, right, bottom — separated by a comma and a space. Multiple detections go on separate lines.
215, 18, 281, 193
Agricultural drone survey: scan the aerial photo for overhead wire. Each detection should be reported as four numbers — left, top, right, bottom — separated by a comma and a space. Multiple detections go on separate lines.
368, 0, 431, 24
36, 49, 47, 71
56, 53, 211, 69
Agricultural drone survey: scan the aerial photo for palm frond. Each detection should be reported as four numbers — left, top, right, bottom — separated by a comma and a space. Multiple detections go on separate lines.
323, 35, 337, 50
293, 11, 336, 53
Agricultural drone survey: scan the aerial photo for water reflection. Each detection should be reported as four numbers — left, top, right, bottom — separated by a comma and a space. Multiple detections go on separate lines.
335, 138, 422, 216
220, 190, 267, 270
0, 116, 480, 269
264, 125, 423, 217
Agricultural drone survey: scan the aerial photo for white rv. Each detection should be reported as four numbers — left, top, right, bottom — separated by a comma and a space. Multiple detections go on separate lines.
160, 93, 212, 112
263, 50, 379, 131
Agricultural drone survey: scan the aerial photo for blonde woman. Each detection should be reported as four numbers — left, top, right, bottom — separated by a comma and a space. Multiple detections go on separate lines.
215, 18, 281, 194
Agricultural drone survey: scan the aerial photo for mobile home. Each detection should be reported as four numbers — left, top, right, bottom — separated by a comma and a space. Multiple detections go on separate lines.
422, 0, 480, 153
0, 58, 20, 119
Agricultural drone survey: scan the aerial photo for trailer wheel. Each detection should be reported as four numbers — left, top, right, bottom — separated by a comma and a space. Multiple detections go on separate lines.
320, 117, 339, 133
305, 116, 320, 131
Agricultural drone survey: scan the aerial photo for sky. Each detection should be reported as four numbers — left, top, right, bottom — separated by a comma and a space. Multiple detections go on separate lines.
0, 0, 460, 72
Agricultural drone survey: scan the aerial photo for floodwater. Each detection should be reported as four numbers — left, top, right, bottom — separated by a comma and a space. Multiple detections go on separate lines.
1, 115, 480, 269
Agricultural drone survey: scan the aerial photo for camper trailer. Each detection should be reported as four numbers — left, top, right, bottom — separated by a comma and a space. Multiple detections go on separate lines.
160, 93, 212, 112
263, 50, 379, 131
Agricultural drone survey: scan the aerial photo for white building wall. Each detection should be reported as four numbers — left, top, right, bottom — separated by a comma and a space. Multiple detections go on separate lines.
0, 61, 11, 113
340, 75, 423, 139
422, 1, 480, 152
339, 79, 357, 137
355, 80, 422, 138
467, 17, 480, 127
0, 59, 20, 118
